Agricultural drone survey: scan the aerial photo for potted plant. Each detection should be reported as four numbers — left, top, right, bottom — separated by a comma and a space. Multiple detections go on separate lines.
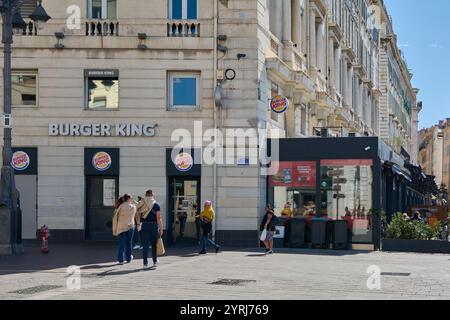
382, 213, 450, 253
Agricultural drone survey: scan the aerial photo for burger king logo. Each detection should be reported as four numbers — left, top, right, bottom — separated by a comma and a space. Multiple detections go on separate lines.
12, 151, 30, 171
174, 152, 193, 172
92, 152, 112, 171
270, 95, 289, 114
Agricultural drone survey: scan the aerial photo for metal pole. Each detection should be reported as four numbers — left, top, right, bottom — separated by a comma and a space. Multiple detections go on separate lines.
1, 0, 20, 254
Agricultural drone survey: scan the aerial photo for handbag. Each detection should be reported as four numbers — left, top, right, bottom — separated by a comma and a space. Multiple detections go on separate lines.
260, 229, 267, 241
157, 237, 165, 256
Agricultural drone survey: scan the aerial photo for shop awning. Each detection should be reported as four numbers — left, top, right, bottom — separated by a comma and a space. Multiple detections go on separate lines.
391, 164, 412, 182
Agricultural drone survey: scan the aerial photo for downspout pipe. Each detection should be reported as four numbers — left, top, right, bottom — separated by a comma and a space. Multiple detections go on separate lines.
213, 0, 219, 240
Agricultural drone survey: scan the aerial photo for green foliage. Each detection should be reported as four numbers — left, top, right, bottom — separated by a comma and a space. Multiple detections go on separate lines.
386, 213, 440, 241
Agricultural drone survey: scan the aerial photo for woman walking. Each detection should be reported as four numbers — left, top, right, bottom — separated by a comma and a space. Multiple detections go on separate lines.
260, 205, 276, 254
112, 194, 137, 264
136, 190, 163, 270
199, 200, 220, 255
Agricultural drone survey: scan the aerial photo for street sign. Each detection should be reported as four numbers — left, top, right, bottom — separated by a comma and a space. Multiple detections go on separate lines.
333, 178, 348, 184
334, 194, 346, 199
332, 185, 342, 192
327, 169, 344, 177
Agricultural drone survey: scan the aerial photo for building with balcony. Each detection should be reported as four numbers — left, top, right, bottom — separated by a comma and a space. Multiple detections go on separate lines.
0, 0, 422, 249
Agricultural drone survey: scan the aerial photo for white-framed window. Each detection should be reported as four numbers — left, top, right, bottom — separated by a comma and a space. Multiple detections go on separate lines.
85, 70, 119, 110
87, 0, 117, 19
12, 70, 38, 107
168, 72, 200, 110
169, 0, 198, 19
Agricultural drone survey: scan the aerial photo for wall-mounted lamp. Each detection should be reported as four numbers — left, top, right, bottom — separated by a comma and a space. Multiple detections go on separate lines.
54, 32, 64, 49
138, 33, 147, 49
217, 44, 228, 53
217, 34, 228, 54
237, 53, 246, 60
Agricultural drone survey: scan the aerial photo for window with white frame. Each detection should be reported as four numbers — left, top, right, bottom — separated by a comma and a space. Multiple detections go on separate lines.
88, 0, 117, 19
12, 70, 38, 107
168, 72, 200, 110
169, 0, 198, 19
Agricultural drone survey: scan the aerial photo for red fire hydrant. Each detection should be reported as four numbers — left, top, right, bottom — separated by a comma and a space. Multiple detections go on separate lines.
39, 225, 50, 254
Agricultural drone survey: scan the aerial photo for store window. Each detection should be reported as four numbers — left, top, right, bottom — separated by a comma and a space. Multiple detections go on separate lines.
169, 0, 198, 19
269, 161, 317, 217
87, 0, 117, 19
168, 72, 200, 110
85, 70, 119, 110
12, 71, 38, 107
320, 159, 373, 243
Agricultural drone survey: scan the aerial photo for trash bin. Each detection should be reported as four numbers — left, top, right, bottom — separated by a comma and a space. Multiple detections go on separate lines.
273, 217, 287, 248
289, 217, 307, 248
332, 220, 349, 250
311, 218, 328, 249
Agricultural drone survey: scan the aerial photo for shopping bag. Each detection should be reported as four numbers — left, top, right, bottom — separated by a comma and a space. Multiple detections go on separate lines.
259, 229, 267, 241
157, 237, 165, 256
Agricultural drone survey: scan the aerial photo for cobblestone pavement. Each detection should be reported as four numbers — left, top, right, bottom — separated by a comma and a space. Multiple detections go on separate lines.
0, 243, 449, 300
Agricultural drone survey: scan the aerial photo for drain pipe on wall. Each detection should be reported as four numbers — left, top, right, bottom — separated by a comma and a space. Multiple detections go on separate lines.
213, 0, 219, 240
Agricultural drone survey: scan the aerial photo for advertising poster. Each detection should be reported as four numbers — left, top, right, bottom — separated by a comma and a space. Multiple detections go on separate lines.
269, 161, 316, 188
292, 161, 316, 188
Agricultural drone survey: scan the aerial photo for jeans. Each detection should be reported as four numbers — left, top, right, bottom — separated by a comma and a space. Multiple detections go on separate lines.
201, 222, 219, 252
141, 222, 159, 265
133, 229, 142, 247
179, 216, 187, 237
117, 228, 134, 263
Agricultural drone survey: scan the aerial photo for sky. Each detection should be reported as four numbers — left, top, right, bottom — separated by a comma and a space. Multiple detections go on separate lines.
384, 0, 450, 129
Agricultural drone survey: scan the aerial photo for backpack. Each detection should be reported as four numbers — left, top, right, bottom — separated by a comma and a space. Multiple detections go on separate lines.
270, 213, 280, 227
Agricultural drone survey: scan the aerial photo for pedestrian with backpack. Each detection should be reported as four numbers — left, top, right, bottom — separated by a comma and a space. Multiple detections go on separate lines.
260, 204, 278, 254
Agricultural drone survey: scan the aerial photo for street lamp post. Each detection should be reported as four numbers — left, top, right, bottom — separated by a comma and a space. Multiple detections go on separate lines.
0, 0, 50, 255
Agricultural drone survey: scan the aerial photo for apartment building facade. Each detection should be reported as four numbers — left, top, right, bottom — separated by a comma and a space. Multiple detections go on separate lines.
0, 0, 420, 247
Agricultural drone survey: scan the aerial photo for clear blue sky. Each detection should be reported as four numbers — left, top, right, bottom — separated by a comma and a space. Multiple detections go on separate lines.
385, 0, 450, 129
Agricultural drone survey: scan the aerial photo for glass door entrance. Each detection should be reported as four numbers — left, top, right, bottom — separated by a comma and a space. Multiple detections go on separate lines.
168, 177, 200, 245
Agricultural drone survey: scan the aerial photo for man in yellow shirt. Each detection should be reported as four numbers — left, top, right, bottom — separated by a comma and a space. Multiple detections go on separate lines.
281, 202, 293, 218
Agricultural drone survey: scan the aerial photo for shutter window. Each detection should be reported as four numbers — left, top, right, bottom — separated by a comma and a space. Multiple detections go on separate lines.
20, 0, 37, 17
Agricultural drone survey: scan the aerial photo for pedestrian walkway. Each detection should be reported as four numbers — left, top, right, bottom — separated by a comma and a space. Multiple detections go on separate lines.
1, 243, 450, 300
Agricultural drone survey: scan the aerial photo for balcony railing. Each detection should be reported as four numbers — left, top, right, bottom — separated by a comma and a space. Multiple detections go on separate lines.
19, 20, 37, 36
86, 20, 119, 36
167, 20, 200, 37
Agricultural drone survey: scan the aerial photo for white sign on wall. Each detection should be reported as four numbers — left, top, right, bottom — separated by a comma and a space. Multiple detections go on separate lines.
49, 123, 157, 137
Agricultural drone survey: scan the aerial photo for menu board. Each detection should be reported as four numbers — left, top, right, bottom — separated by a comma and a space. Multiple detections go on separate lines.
269, 161, 316, 188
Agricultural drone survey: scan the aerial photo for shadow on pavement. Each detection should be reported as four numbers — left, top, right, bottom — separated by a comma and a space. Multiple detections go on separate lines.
0, 241, 215, 275
241, 248, 372, 257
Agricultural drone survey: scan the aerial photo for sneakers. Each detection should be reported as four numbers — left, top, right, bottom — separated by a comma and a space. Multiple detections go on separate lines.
133, 245, 141, 250
143, 264, 149, 270
118, 261, 124, 265
198, 250, 207, 255
215, 246, 221, 254
151, 262, 158, 269
126, 255, 134, 263
267, 249, 274, 254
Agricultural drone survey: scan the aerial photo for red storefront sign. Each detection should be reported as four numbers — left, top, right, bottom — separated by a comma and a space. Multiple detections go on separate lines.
269, 161, 316, 187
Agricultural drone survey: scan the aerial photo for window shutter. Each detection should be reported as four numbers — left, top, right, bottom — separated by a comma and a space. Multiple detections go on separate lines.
20, 0, 37, 17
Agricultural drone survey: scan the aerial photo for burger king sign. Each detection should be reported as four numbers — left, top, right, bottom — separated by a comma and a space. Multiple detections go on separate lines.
270, 95, 289, 114
12, 151, 30, 171
174, 152, 193, 172
92, 152, 112, 172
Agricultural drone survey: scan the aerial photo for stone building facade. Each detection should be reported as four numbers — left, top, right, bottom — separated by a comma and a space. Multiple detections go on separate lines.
0, 0, 419, 246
